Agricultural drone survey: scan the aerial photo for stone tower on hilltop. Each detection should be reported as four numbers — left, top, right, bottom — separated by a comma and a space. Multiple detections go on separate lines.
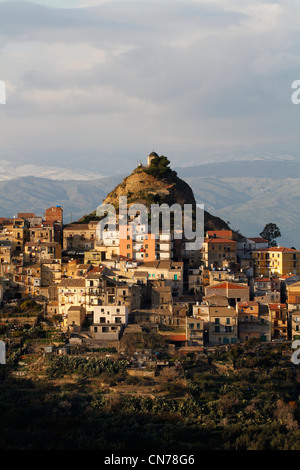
147, 151, 159, 167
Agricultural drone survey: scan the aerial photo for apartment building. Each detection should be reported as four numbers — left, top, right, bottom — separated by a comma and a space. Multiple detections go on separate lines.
0, 218, 30, 253
29, 225, 54, 243
135, 260, 184, 296
208, 305, 238, 345
90, 305, 128, 341
151, 281, 173, 310
279, 273, 299, 303
58, 278, 86, 317
253, 247, 300, 278
24, 241, 61, 262
202, 237, 237, 269
133, 302, 186, 328
205, 281, 249, 307
237, 236, 268, 261
119, 224, 174, 262
252, 277, 281, 304
63, 221, 98, 252
269, 303, 288, 340
186, 316, 204, 346
0, 240, 13, 264
44, 206, 63, 224
209, 268, 248, 286
237, 301, 260, 342
94, 228, 120, 260
188, 268, 202, 294
22, 263, 49, 298
287, 281, 300, 312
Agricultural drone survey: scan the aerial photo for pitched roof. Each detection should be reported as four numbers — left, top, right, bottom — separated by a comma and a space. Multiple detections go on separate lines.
269, 303, 286, 309
206, 238, 236, 244
248, 237, 268, 243
254, 247, 300, 253
279, 273, 298, 279
59, 278, 85, 288
167, 334, 186, 342
208, 281, 249, 290
207, 230, 233, 238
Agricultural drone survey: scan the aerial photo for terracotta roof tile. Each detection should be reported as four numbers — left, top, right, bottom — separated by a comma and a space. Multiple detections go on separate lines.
208, 281, 248, 290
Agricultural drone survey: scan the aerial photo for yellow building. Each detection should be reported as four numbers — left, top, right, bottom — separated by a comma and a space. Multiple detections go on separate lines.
287, 281, 300, 311
253, 247, 300, 278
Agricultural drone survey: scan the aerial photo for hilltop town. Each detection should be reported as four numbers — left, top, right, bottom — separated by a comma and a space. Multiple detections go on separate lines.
1, 153, 300, 451
0, 152, 300, 352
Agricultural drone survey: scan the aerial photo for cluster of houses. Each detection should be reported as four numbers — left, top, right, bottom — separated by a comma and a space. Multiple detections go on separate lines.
0, 160, 300, 350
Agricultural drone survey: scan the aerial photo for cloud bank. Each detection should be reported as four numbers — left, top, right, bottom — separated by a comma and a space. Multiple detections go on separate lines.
0, 0, 299, 173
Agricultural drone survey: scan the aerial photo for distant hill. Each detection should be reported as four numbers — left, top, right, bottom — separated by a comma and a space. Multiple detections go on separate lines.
0, 175, 123, 222
75, 155, 233, 235
175, 159, 300, 248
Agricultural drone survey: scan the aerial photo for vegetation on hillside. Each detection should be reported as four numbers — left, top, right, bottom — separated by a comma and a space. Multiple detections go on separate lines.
0, 320, 300, 450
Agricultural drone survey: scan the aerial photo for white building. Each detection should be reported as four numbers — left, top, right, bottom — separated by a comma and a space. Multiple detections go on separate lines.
90, 305, 128, 341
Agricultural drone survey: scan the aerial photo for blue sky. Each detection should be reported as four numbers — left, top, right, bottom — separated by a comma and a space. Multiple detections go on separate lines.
0, 0, 299, 174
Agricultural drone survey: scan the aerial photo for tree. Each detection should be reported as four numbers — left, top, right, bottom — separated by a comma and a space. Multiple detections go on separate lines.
145, 155, 172, 178
260, 223, 281, 247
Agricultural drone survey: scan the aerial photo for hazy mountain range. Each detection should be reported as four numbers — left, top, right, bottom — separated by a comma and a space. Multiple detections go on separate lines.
0, 156, 298, 248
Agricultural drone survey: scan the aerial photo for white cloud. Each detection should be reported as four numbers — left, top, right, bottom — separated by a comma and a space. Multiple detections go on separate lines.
0, 0, 299, 171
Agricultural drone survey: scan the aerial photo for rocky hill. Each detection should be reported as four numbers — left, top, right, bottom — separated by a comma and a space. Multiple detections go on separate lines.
76, 153, 234, 235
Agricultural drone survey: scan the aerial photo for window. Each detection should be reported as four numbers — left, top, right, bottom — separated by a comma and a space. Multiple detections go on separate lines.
226, 318, 230, 325
215, 318, 220, 325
